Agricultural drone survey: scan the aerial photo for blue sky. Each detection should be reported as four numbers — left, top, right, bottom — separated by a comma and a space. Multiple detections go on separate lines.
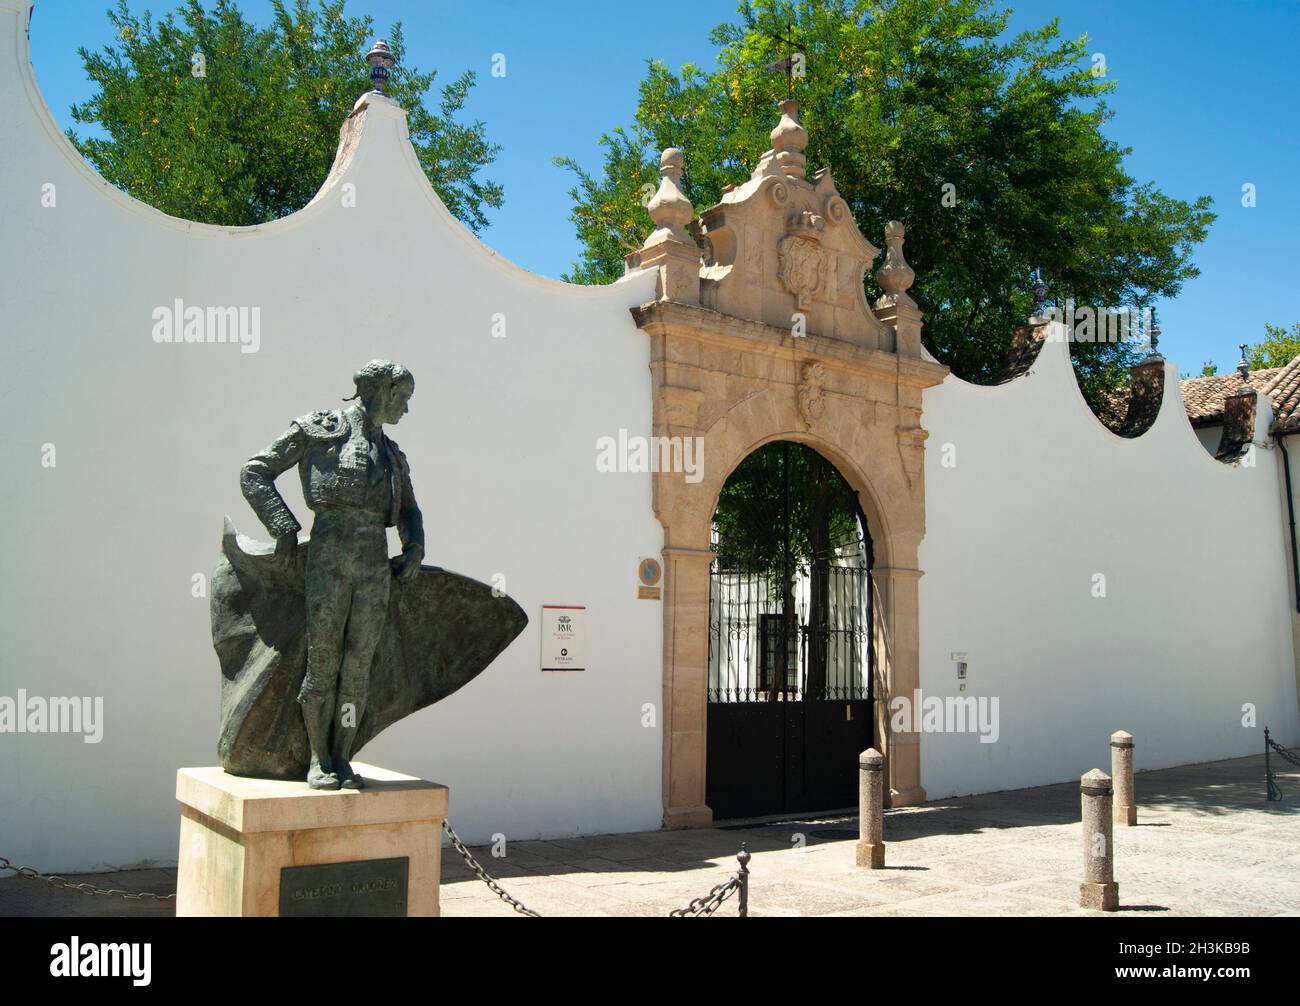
25, 0, 1300, 375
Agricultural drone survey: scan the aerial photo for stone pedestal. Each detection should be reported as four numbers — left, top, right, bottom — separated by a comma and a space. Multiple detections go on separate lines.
175, 763, 447, 917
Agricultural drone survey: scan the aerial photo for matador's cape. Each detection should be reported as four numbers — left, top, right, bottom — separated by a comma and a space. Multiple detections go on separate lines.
211, 517, 527, 779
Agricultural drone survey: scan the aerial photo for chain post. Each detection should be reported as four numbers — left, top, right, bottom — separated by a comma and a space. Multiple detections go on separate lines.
1266, 726, 1278, 802
737, 844, 750, 918
1265, 724, 1300, 801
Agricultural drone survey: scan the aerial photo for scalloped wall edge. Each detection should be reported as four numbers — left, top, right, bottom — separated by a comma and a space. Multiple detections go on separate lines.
3, 0, 655, 300
926, 321, 1265, 468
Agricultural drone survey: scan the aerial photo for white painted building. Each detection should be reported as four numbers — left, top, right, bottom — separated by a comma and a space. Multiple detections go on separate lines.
1, 0, 1297, 872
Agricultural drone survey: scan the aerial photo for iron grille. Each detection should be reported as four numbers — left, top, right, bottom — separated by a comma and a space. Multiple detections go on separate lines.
708, 562, 872, 704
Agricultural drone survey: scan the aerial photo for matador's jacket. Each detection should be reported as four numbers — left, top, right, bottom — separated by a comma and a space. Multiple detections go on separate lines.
239, 405, 424, 551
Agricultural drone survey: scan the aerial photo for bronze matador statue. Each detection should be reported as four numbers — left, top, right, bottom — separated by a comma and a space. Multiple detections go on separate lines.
240, 360, 422, 789
212, 361, 525, 791
208, 358, 522, 785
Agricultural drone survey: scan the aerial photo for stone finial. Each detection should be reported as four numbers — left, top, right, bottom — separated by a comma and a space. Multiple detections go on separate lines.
366, 39, 396, 94
625, 147, 700, 304
770, 98, 808, 180
876, 221, 916, 308
646, 147, 695, 244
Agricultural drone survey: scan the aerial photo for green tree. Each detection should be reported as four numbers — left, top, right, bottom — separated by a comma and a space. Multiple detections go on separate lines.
713, 441, 864, 577
1246, 323, 1300, 370
70, 0, 502, 230
557, 0, 1214, 414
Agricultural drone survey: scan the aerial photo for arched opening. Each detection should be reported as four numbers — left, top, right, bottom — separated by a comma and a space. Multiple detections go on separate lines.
706, 440, 874, 820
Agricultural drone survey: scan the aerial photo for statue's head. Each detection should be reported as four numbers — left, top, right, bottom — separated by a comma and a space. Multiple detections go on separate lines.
351, 359, 414, 426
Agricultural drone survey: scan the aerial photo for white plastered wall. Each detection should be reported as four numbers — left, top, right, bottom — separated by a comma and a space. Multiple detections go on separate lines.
0, 0, 664, 871
918, 327, 1300, 798
3, 0, 1298, 871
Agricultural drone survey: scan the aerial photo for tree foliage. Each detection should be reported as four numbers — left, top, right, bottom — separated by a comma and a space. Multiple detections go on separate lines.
1246, 323, 1300, 370
713, 441, 865, 579
557, 0, 1214, 412
69, 0, 502, 230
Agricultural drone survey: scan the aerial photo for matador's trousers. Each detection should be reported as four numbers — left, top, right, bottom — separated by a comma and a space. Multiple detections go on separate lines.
298, 508, 391, 715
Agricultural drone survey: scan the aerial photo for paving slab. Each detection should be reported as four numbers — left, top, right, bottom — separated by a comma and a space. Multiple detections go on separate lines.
2, 753, 1296, 917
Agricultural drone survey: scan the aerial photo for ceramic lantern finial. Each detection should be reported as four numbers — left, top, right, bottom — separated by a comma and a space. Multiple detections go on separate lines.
366, 39, 396, 93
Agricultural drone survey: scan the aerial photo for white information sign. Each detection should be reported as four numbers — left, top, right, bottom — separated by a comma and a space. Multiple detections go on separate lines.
541, 605, 586, 671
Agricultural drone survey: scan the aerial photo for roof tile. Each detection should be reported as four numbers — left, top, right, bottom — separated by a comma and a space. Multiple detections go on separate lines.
1178, 368, 1281, 425
1260, 355, 1300, 433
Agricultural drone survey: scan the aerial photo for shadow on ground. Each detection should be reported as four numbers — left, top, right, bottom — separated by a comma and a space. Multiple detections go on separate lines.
2, 753, 1295, 917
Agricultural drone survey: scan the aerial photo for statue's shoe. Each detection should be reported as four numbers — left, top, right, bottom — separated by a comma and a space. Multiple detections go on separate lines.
336, 761, 365, 790
308, 768, 341, 791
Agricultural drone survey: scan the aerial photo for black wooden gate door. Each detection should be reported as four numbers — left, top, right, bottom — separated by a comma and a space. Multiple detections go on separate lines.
705, 442, 874, 821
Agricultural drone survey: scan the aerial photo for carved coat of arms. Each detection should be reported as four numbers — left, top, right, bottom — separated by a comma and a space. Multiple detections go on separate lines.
777, 211, 826, 311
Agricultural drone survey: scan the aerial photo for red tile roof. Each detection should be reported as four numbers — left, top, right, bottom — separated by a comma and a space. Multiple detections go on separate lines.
1179, 368, 1281, 425
1261, 356, 1300, 433
1178, 355, 1300, 434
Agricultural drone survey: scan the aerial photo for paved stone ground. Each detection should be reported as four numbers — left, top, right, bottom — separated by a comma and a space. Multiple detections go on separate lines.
3, 754, 1297, 917
441, 754, 1300, 917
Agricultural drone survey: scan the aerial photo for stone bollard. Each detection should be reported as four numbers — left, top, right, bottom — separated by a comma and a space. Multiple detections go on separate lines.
855, 747, 886, 868
1111, 730, 1136, 826
1080, 768, 1119, 911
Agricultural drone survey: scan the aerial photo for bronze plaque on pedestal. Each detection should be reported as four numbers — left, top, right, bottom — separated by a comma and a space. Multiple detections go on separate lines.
279, 857, 409, 917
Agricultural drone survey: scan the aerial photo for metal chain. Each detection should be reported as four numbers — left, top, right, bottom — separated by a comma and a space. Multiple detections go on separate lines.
5, 828, 747, 918
441, 821, 751, 918
668, 875, 739, 917
0, 856, 176, 901
1265, 727, 1296, 801
440, 819, 540, 917
670, 844, 750, 917
1267, 736, 1300, 769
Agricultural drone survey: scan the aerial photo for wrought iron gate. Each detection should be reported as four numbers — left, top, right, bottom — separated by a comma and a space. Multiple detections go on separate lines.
706, 442, 874, 820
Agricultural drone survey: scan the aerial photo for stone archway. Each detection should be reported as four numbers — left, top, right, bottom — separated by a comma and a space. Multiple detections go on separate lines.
626, 100, 948, 828
705, 437, 875, 820
638, 328, 941, 826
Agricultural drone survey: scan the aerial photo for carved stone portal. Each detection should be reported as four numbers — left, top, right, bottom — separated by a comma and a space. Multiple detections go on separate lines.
628, 99, 947, 828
